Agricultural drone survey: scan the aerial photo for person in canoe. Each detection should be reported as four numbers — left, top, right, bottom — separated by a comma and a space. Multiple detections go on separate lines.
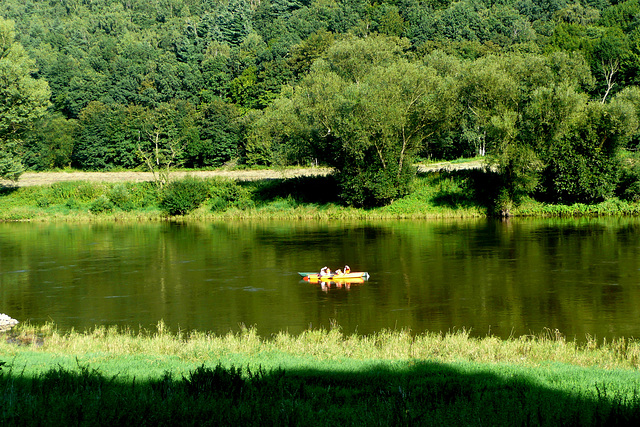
334, 265, 350, 276
320, 266, 331, 276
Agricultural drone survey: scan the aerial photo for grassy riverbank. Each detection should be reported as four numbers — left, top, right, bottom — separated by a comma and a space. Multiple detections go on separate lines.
2, 169, 640, 222
2, 324, 640, 425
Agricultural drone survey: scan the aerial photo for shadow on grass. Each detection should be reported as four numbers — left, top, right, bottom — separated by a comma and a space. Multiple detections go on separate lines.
0, 185, 19, 196
423, 169, 501, 214
247, 175, 342, 205
248, 170, 501, 212
1, 360, 638, 425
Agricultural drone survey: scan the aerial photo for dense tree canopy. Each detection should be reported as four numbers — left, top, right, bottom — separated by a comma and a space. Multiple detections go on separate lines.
261, 36, 459, 206
0, 16, 50, 180
2, 0, 640, 208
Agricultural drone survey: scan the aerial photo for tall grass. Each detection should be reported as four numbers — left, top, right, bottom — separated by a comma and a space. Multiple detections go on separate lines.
3, 323, 640, 425
514, 197, 640, 217
4, 323, 640, 371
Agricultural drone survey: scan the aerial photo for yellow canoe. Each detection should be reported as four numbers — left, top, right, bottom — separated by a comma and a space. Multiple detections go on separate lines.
299, 272, 369, 281
306, 277, 365, 284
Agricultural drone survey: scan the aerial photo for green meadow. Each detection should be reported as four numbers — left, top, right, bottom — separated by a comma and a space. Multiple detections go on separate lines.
2, 323, 640, 425
2, 170, 640, 222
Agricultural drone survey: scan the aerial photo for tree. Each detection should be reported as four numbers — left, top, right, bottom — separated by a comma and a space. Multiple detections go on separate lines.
590, 27, 632, 103
245, 89, 312, 166
612, 85, 640, 149
73, 101, 118, 170
543, 100, 635, 203
73, 100, 195, 173
137, 102, 194, 188
185, 99, 241, 167
458, 55, 519, 158
23, 114, 77, 170
0, 16, 51, 181
288, 35, 454, 206
287, 30, 335, 77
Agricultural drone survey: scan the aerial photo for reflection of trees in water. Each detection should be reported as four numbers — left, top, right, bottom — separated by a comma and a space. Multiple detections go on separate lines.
370, 218, 640, 340
3, 219, 640, 339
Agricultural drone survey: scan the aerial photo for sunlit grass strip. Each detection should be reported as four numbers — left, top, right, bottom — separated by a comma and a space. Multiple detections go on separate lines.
0, 205, 486, 222
512, 197, 640, 217
4, 323, 640, 425
4, 323, 640, 372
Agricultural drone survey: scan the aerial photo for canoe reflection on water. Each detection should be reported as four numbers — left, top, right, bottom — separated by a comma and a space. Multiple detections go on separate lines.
315, 278, 365, 291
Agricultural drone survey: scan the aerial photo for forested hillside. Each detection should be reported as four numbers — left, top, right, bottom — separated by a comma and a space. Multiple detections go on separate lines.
1, 0, 640, 207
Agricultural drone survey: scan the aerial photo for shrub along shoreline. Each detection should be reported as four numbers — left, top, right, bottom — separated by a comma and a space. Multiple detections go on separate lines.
2, 170, 640, 222
2, 323, 640, 424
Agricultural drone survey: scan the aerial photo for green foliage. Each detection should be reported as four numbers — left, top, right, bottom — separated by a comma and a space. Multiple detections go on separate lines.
337, 163, 416, 208
73, 102, 142, 170
490, 143, 544, 213
0, 180, 164, 219
0, 141, 24, 182
1, 0, 640, 211
23, 114, 77, 170
274, 35, 452, 207
244, 95, 314, 166
107, 184, 135, 211
227, 65, 260, 110
160, 176, 210, 216
617, 151, 640, 201
183, 364, 245, 398
46, 182, 102, 204
208, 178, 254, 211
288, 30, 335, 77
541, 101, 635, 203
89, 195, 114, 214
0, 16, 51, 180
185, 100, 241, 168
136, 101, 198, 188
613, 85, 640, 149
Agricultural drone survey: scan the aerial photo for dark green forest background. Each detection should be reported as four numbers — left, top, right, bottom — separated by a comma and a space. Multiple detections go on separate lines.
2, 0, 640, 208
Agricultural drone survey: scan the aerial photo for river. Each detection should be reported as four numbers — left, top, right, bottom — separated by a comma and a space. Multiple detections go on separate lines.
1, 218, 639, 340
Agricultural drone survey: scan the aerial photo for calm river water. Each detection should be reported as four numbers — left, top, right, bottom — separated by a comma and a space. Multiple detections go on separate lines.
1, 218, 640, 340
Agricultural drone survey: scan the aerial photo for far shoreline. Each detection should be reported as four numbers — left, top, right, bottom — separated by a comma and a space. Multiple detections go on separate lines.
2, 163, 640, 222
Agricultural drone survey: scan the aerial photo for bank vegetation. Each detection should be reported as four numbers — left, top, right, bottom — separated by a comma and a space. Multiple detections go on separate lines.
2, 323, 640, 425
4, 169, 640, 222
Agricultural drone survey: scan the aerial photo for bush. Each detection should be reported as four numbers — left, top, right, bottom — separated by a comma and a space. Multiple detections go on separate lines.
208, 179, 254, 212
617, 152, 640, 202
47, 181, 102, 203
160, 176, 210, 216
127, 182, 159, 208
108, 184, 134, 211
183, 364, 245, 398
337, 165, 415, 208
89, 195, 114, 214
36, 197, 51, 208
65, 198, 79, 209
540, 102, 625, 204
210, 196, 230, 211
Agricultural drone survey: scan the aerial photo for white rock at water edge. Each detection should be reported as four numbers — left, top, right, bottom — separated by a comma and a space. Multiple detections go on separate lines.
0, 313, 19, 330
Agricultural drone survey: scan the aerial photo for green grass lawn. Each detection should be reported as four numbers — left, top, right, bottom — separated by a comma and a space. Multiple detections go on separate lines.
2, 324, 640, 425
